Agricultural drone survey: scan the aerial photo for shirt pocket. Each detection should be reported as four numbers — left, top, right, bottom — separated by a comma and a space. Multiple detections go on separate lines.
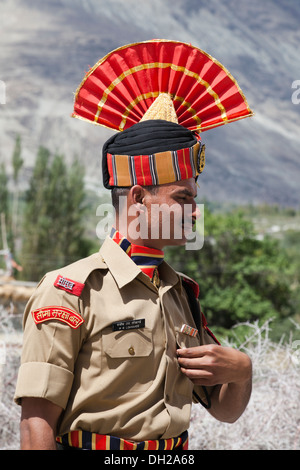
103, 327, 153, 358
101, 327, 154, 394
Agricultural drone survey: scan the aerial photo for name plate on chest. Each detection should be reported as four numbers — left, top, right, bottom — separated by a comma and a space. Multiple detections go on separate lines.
112, 319, 145, 331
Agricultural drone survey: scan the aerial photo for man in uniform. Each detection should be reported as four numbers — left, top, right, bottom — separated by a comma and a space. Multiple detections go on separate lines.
14, 40, 253, 450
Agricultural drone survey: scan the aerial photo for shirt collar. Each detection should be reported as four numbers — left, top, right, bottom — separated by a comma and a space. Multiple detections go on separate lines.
110, 227, 164, 281
99, 235, 181, 293
100, 236, 141, 289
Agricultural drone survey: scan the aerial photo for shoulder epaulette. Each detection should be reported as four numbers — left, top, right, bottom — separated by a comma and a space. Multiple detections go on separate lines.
45, 252, 107, 298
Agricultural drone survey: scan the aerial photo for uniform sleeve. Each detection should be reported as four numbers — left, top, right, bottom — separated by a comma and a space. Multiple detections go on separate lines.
14, 272, 87, 409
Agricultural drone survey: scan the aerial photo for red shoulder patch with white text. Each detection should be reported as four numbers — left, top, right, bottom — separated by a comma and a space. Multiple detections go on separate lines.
32, 306, 84, 329
54, 275, 85, 297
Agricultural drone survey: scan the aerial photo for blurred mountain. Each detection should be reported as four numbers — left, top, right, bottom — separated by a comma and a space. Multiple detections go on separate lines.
0, 0, 299, 206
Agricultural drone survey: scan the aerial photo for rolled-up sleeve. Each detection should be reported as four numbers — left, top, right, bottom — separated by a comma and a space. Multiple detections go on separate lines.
14, 272, 86, 408
14, 362, 74, 408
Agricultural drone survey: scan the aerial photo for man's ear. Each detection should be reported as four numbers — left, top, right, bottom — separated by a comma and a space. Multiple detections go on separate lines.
129, 185, 145, 205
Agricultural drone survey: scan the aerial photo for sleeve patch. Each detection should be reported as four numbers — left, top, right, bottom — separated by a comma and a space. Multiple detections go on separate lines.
54, 275, 85, 297
32, 306, 84, 329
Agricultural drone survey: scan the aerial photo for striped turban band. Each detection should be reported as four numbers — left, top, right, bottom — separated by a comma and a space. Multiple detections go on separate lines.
102, 120, 205, 189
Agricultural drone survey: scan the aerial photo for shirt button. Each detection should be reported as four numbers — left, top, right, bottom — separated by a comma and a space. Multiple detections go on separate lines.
128, 346, 135, 356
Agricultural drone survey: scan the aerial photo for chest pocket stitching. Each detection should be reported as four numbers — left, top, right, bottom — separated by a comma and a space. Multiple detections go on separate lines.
102, 328, 153, 358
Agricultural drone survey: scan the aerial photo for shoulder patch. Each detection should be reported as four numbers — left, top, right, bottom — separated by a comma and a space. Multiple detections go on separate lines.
32, 306, 84, 329
54, 275, 85, 297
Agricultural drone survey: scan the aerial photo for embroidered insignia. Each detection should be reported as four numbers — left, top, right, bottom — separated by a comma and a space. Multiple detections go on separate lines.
181, 323, 198, 337
54, 275, 85, 297
32, 306, 84, 329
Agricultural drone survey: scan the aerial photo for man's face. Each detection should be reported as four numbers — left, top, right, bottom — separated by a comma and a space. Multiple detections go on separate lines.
140, 178, 200, 249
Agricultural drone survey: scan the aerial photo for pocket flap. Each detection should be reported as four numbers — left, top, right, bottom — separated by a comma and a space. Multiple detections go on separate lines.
103, 328, 153, 358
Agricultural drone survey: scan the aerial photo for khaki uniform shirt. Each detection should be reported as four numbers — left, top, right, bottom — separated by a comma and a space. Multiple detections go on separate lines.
15, 236, 216, 441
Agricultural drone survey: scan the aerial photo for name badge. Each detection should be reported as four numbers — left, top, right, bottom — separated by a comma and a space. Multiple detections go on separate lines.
112, 319, 145, 331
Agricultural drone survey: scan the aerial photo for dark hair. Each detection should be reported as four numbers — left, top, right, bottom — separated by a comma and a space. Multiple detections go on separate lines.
111, 187, 130, 212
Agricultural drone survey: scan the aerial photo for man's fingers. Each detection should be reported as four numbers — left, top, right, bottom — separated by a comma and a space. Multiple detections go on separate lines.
177, 345, 252, 386
176, 345, 220, 385
177, 344, 217, 358
177, 355, 205, 369
179, 366, 215, 385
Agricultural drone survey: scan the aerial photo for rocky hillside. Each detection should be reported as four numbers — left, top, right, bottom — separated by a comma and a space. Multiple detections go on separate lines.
0, 0, 299, 206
